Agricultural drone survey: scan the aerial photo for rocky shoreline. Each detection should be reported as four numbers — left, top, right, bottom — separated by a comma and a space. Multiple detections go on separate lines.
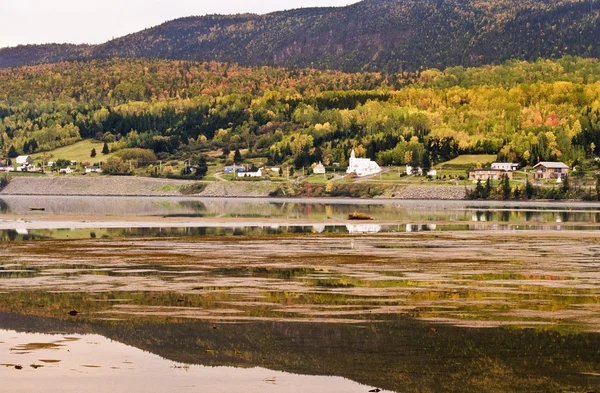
0, 176, 470, 199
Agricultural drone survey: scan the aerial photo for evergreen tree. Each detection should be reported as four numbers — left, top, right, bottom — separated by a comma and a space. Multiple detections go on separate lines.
7, 145, 18, 158
90, 148, 97, 158
196, 155, 208, 178
596, 174, 600, 201
422, 152, 431, 173
233, 149, 242, 164
484, 178, 492, 199
561, 174, 570, 194
502, 174, 511, 200
475, 179, 484, 199
102, 142, 109, 154
525, 179, 535, 199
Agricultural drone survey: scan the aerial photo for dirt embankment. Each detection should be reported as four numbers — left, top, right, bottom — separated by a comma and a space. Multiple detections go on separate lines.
0, 176, 279, 197
393, 185, 470, 200
0, 176, 470, 199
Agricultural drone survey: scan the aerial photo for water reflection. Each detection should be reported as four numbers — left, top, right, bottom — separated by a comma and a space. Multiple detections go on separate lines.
4, 196, 600, 224
0, 313, 598, 393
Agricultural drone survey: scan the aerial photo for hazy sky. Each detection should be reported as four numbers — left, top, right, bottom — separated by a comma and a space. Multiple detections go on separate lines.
0, 0, 357, 48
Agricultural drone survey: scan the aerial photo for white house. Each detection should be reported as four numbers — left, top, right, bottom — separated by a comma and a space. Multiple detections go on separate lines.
0, 166, 14, 172
16, 164, 37, 172
346, 149, 381, 177
59, 166, 73, 174
238, 168, 262, 178
406, 166, 436, 177
491, 162, 519, 171
313, 162, 326, 174
85, 166, 103, 173
16, 155, 32, 165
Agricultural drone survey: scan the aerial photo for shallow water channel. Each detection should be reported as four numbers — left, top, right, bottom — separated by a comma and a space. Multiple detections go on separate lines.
0, 197, 599, 392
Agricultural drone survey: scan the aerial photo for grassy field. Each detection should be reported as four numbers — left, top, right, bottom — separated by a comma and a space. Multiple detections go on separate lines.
31, 140, 115, 164
437, 155, 497, 167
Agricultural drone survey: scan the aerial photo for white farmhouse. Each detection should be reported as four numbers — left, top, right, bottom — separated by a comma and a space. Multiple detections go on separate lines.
346, 149, 381, 177
85, 166, 103, 173
313, 162, 326, 174
491, 162, 519, 171
238, 168, 262, 178
59, 166, 73, 174
16, 155, 32, 165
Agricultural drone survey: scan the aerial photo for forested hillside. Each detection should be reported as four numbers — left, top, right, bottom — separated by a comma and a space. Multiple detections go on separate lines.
1, 57, 600, 169
2, 0, 600, 72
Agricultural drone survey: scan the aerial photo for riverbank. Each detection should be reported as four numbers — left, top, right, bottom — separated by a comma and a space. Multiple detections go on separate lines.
0, 176, 470, 199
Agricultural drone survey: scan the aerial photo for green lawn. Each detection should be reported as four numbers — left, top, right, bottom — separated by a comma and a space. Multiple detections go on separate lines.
31, 140, 114, 164
437, 155, 497, 167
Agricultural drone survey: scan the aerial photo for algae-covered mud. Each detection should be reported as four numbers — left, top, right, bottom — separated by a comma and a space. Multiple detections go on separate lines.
0, 197, 599, 392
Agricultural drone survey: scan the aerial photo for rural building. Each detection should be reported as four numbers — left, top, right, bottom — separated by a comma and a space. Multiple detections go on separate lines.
469, 168, 513, 181
85, 166, 103, 173
532, 162, 569, 180
346, 149, 381, 177
16, 155, 32, 165
238, 168, 262, 178
313, 162, 326, 174
0, 165, 14, 172
59, 166, 73, 174
491, 162, 519, 171
16, 164, 37, 172
406, 166, 436, 177
224, 166, 245, 174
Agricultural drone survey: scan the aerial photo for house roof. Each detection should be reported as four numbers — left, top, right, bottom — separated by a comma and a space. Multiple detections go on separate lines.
533, 162, 569, 169
471, 168, 508, 172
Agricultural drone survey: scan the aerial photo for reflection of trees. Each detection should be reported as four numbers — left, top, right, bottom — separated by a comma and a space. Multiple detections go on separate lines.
0, 311, 598, 393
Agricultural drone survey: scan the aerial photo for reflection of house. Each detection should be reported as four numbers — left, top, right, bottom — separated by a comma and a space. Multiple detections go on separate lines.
313, 162, 326, 174
406, 224, 437, 232
85, 166, 103, 173
491, 162, 519, 171
346, 224, 382, 234
469, 168, 512, 181
59, 166, 73, 174
533, 162, 569, 180
238, 168, 262, 178
346, 150, 381, 177
16, 155, 32, 166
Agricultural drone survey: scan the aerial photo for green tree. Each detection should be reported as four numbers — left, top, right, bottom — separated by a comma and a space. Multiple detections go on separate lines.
502, 174, 511, 200
596, 174, 600, 201
525, 179, 535, 199
90, 148, 97, 158
474, 179, 484, 199
7, 145, 18, 158
102, 142, 110, 155
195, 155, 208, 178
561, 174, 570, 194
484, 178, 492, 199
422, 152, 431, 174
233, 149, 243, 164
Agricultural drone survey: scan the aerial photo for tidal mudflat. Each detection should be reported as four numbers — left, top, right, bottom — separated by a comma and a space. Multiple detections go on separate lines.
0, 198, 599, 392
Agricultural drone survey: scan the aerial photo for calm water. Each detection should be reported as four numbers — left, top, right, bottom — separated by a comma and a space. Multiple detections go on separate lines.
1, 196, 600, 392
3, 195, 600, 223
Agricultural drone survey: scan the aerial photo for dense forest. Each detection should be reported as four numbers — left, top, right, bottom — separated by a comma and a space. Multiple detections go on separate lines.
2, 0, 600, 72
1, 56, 600, 170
